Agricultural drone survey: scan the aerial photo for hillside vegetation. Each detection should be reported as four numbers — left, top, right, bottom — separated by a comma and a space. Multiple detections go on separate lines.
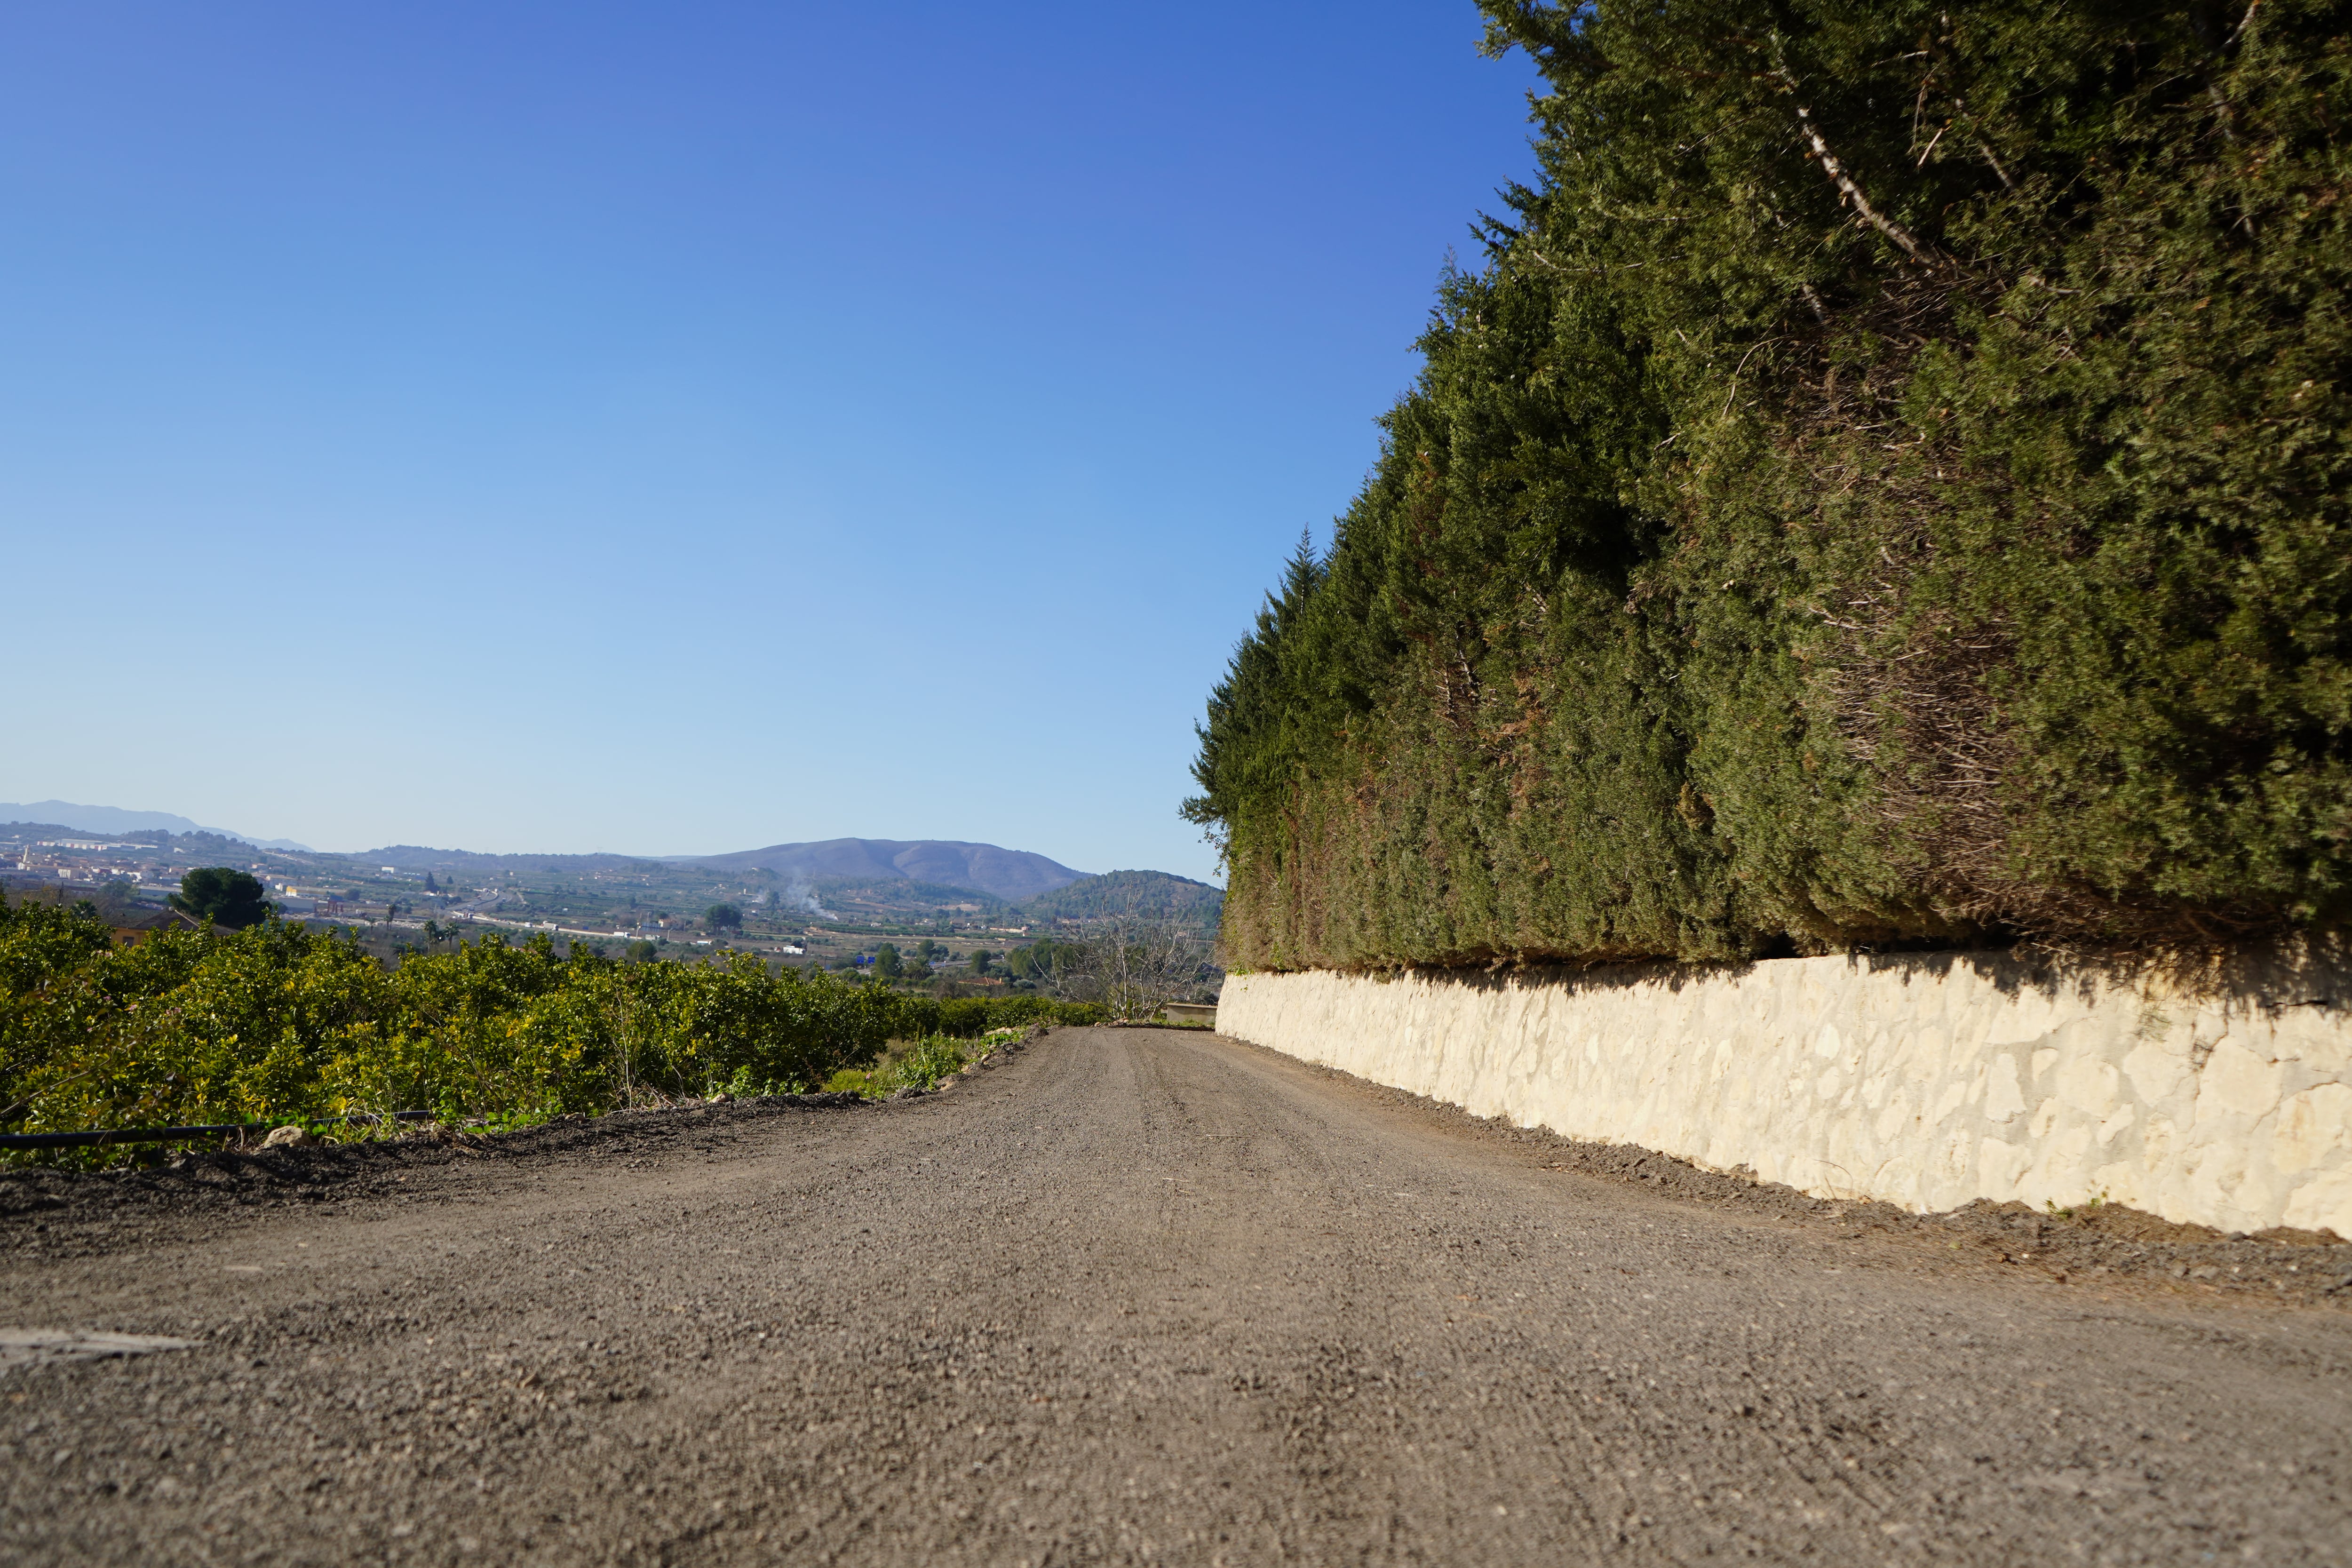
1020, 870, 1224, 932
1188, 0, 2351, 970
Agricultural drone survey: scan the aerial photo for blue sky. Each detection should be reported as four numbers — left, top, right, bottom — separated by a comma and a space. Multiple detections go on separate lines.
1, 2, 1540, 881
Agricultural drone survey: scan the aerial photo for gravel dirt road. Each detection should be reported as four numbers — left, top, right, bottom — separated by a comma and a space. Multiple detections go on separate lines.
4, 1024, 2349, 1566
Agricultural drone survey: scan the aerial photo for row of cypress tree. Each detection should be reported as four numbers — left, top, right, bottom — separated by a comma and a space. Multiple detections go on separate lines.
1186, 0, 2351, 970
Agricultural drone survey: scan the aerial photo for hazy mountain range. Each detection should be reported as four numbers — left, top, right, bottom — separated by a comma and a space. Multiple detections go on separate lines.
362, 838, 1092, 904
2, 804, 1176, 908
0, 800, 311, 852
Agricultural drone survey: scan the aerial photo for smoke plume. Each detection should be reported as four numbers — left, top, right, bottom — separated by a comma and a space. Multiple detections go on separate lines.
781, 872, 836, 920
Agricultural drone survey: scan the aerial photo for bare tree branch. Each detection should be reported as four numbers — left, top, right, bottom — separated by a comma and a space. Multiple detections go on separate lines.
1772, 62, 1935, 264
1055, 892, 1210, 1022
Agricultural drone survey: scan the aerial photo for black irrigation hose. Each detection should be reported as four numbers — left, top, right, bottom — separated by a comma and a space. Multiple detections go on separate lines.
0, 1112, 437, 1152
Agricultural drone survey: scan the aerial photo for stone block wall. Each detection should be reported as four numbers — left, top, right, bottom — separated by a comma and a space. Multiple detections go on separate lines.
1216, 947, 2352, 1238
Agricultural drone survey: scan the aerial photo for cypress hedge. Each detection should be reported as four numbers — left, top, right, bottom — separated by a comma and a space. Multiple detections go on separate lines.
1187, 0, 2351, 970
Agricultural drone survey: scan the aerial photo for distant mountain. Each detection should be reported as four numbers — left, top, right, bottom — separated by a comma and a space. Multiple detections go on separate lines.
679, 838, 1088, 904
1020, 869, 1224, 929
0, 800, 310, 852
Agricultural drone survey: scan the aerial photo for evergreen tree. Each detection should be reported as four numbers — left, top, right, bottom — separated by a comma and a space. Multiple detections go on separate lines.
1191, 0, 2352, 969
169, 868, 271, 930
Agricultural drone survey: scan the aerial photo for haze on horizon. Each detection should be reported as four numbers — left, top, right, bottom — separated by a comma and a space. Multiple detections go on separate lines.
0, 2, 1542, 881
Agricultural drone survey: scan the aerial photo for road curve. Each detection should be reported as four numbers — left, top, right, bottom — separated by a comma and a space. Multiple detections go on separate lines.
4, 1025, 2348, 1565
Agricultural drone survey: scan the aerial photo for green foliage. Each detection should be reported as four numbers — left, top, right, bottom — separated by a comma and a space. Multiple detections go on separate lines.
705, 903, 743, 930
883, 994, 1104, 1039
170, 868, 270, 929
873, 942, 903, 979
824, 1032, 1006, 1098
0, 890, 909, 1157
888, 1035, 983, 1091
0, 886, 1110, 1157
1000, 938, 1080, 983
1190, 0, 2352, 969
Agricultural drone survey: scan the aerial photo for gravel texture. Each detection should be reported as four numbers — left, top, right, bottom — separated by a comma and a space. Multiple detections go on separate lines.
3, 1024, 2348, 1565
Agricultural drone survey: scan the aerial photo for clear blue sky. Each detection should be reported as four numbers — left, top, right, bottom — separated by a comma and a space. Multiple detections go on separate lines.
2, 2, 1540, 881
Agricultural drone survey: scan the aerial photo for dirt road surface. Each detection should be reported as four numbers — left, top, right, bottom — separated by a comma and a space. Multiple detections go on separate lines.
5, 1026, 2349, 1565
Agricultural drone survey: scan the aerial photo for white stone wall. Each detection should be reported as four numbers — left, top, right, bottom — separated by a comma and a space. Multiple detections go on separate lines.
1217, 949, 2352, 1238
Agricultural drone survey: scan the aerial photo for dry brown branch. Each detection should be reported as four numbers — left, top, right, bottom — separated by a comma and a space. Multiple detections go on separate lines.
1803, 465, 2279, 947
1772, 65, 1935, 264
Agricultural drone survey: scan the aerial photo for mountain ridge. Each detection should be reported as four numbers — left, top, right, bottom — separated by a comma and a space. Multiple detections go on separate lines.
0, 800, 309, 852
5, 805, 1123, 906
676, 838, 1089, 905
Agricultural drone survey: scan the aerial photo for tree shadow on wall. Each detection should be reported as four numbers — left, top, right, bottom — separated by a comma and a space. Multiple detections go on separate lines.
1383, 931, 2348, 1019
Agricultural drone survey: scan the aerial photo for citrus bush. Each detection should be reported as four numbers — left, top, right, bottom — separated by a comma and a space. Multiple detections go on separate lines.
1, 891, 1122, 1158
0, 895, 897, 1150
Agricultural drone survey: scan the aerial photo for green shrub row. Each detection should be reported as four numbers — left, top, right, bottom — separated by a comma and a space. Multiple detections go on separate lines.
897, 993, 1106, 1038
1188, 0, 2352, 970
0, 893, 1101, 1156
